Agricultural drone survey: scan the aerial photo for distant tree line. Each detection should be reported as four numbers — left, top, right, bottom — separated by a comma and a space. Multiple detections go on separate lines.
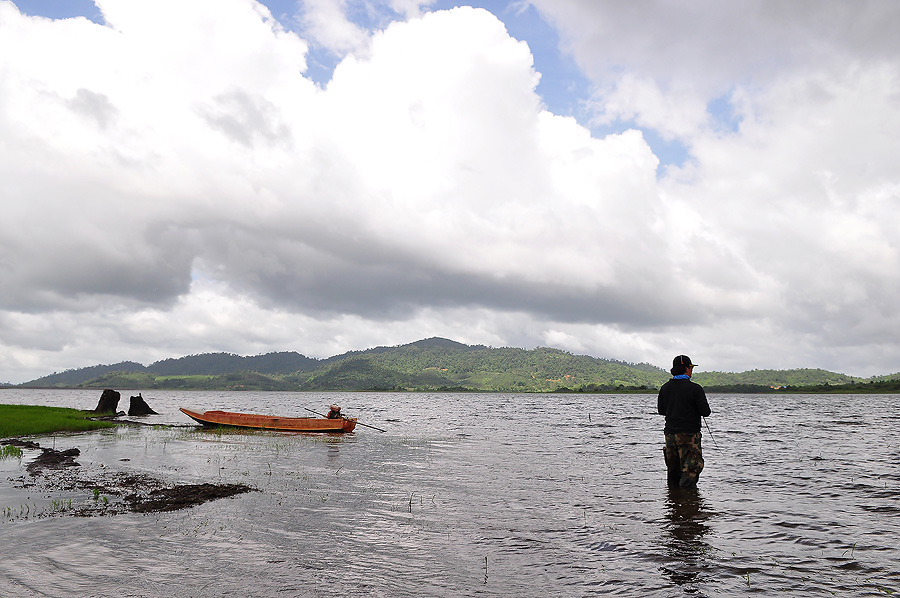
15, 337, 900, 393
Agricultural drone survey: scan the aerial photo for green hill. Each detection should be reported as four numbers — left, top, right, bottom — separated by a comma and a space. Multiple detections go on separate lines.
22, 352, 318, 388
312, 339, 666, 392
21, 361, 148, 388
148, 351, 318, 376
693, 368, 857, 388
16, 337, 896, 392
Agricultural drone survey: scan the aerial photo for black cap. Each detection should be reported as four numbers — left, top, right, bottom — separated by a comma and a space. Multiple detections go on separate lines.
673, 355, 697, 368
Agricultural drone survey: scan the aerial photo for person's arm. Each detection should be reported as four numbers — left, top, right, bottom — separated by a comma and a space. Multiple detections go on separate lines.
697, 387, 711, 417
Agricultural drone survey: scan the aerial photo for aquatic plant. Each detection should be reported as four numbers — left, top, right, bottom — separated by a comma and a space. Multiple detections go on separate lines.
0, 445, 23, 460
49, 499, 73, 513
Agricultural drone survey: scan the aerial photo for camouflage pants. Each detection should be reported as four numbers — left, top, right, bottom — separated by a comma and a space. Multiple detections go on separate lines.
663, 432, 704, 487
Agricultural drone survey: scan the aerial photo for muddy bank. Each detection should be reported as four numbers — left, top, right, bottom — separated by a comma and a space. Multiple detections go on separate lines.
2, 438, 254, 517
128, 483, 252, 513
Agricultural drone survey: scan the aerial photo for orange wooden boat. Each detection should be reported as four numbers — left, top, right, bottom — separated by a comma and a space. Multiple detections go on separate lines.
179, 408, 357, 433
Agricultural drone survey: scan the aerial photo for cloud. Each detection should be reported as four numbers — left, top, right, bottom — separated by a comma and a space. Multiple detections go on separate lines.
530, 0, 900, 139
298, 0, 371, 54
0, 1, 674, 381
524, 0, 900, 374
0, 0, 898, 382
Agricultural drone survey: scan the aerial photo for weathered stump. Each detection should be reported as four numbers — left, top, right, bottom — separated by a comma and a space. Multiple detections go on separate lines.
128, 393, 158, 416
93, 389, 120, 413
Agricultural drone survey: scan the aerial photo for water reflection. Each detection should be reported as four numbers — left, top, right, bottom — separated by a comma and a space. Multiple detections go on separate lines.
659, 487, 713, 594
325, 436, 345, 465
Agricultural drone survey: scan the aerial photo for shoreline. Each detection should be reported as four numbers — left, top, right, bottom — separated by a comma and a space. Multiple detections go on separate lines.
1, 406, 255, 517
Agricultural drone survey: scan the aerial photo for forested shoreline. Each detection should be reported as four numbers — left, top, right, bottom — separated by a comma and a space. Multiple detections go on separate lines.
8, 338, 897, 394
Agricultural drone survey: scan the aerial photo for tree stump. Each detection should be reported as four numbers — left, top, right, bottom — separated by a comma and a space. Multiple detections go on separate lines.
128, 393, 158, 416
93, 389, 120, 413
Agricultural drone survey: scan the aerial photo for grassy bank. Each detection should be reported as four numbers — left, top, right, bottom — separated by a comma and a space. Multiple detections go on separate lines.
0, 404, 116, 438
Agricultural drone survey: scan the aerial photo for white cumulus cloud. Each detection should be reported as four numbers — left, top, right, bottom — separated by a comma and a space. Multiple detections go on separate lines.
0, 0, 898, 382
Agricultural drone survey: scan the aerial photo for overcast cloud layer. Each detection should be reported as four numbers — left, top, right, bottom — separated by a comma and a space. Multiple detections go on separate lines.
1, 0, 899, 383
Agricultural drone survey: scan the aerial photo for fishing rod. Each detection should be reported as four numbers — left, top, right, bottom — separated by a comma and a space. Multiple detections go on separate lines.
703, 416, 720, 451
304, 407, 387, 433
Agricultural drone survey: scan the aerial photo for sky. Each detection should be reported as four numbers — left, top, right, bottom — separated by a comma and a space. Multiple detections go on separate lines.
1, 0, 899, 383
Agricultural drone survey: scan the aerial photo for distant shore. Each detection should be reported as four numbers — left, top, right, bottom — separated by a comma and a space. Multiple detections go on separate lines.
13, 340, 895, 393
4, 383, 900, 394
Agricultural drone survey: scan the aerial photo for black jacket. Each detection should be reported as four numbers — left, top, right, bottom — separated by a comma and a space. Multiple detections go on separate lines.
657, 378, 711, 434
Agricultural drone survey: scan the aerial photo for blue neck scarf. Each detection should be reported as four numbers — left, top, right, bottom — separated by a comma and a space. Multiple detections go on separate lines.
672, 374, 691, 380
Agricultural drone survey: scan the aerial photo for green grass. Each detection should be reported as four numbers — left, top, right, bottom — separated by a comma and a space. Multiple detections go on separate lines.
0, 404, 117, 438
0, 445, 23, 459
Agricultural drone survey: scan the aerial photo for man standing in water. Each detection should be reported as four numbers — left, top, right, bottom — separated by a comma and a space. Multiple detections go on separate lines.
658, 355, 711, 488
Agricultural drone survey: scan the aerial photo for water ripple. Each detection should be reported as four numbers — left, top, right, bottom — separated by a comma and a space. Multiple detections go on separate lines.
1, 390, 898, 597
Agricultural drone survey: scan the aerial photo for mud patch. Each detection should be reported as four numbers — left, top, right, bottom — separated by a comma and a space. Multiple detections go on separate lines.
3, 439, 41, 450
26, 447, 81, 474
127, 483, 252, 513
2, 439, 255, 518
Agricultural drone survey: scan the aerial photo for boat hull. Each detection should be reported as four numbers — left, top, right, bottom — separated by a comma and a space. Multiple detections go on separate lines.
180, 408, 357, 433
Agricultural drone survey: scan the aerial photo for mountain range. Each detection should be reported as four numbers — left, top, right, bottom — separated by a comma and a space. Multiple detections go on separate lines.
12, 337, 900, 393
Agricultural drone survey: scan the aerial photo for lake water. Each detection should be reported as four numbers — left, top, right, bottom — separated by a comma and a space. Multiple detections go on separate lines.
0, 389, 898, 597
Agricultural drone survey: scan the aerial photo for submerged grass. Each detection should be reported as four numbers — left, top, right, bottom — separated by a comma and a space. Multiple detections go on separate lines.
0, 404, 116, 438
1, 444, 23, 459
